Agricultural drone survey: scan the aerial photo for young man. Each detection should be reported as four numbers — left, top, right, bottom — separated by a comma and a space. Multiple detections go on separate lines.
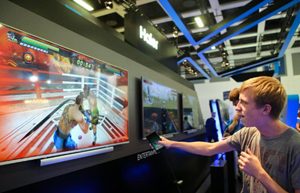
228, 88, 244, 134
157, 76, 300, 192
53, 94, 90, 151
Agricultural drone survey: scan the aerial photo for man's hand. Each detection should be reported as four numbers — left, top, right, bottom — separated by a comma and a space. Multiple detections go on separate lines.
238, 148, 263, 177
156, 136, 172, 148
233, 113, 240, 122
148, 136, 170, 151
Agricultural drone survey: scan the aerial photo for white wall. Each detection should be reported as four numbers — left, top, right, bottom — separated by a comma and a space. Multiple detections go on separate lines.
194, 49, 300, 122
281, 49, 300, 96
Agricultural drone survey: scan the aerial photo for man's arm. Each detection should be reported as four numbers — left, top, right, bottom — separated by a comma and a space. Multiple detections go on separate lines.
239, 149, 296, 193
157, 137, 234, 156
73, 111, 90, 134
77, 117, 89, 134
228, 113, 239, 133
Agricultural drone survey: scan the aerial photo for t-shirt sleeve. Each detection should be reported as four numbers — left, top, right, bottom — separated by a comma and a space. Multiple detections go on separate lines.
226, 129, 244, 152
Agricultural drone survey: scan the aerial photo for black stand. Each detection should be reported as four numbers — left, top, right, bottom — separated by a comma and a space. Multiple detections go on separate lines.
226, 151, 237, 193
210, 160, 228, 193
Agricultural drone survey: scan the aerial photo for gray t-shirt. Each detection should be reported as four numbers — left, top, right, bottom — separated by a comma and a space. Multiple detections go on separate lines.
227, 127, 300, 192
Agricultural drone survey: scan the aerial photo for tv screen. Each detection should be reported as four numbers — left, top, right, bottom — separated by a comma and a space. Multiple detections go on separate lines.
142, 77, 179, 139
0, 24, 129, 165
182, 93, 204, 132
216, 99, 230, 134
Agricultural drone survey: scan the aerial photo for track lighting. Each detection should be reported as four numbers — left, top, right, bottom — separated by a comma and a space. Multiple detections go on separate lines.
181, 60, 198, 76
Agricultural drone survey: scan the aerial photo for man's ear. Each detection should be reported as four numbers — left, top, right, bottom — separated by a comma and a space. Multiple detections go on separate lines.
262, 104, 272, 115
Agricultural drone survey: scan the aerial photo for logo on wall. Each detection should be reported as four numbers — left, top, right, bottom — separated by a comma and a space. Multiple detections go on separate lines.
139, 25, 158, 50
137, 150, 157, 161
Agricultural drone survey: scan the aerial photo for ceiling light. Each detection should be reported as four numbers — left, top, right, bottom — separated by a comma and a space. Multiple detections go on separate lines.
211, 46, 216, 50
195, 17, 204, 28
105, 0, 113, 9
73, 0, 94, 11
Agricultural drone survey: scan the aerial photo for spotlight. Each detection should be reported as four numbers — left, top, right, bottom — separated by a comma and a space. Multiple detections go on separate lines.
105, 0, 113, 9
173, 27, 178, 38
222, 52, 227, 58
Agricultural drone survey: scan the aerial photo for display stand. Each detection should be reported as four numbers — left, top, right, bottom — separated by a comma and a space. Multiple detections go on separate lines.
210, 160, 228, 193
40, 147, 114, 166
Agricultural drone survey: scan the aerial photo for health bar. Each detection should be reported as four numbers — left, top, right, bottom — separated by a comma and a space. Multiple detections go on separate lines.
21, 36, 59, 52
106, 66, 120, 74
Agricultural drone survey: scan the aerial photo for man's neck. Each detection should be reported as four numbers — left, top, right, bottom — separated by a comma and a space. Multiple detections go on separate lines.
258, 119, 288, 137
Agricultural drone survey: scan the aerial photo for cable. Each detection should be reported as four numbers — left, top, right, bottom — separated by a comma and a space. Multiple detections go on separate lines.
162, 152, 182, 193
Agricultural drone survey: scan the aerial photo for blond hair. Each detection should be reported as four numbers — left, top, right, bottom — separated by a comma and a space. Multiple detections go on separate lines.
240, 76, 287, 119
229, 88, 240, 102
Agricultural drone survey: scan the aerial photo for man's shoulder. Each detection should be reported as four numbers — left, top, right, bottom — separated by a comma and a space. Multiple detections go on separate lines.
71, 107, 83, 122
286, 127, 300, 142
234, 127, 258, 136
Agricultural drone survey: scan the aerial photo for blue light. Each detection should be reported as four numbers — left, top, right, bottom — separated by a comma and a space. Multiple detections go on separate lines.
122, 163, 151, 181
210, 101, 223, 142
64, 4, 82, 16
285, 95, 299, 128
159, 0, 300, 77
197, 1, 300, 77
157, 0, 272, 46
279, 7, 300, 57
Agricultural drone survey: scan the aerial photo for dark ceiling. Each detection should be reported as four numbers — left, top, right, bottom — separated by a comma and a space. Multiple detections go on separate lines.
67, 0, 300, 81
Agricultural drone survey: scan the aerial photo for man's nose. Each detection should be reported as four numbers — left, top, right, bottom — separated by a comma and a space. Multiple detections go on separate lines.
235, 102, 241, 112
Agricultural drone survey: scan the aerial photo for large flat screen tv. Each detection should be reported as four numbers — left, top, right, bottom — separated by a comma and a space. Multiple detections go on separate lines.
182, 93, 204, 132
142, 77, 179, 139
216, 99, 230, 135
0, 24, 129, 165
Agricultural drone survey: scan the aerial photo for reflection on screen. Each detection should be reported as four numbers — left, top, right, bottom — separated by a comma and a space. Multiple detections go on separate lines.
142, 77, 178, 139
